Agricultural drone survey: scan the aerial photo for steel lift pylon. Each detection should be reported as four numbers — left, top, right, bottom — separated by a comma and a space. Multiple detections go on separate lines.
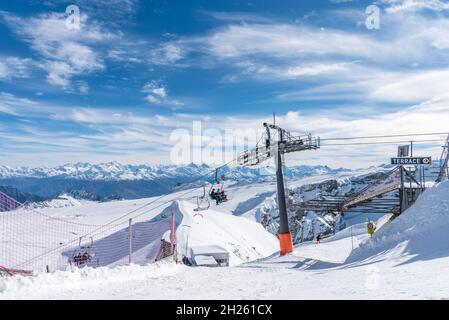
237, 122, 320, 255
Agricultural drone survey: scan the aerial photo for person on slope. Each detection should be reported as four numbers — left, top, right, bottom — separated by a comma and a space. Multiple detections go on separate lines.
316, 234, 321, 244
367, 221, 376, 237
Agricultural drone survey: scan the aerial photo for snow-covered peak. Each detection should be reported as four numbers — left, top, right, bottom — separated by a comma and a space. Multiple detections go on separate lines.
27, 194, 84, 209
0, 162, 352, 182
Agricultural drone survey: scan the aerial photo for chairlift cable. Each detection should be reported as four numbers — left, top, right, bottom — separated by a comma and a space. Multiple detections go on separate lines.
320, 132, 448, 141
321, 139, 443, 146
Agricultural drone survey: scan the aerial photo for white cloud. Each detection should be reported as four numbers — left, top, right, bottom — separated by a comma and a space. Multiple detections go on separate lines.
46, 61, 73, 87
0, 62, 7, 78
1, 90, 448, 168
0, 56, 33, 80
143, 81, 167, 98
191, 18, 449, 67
2, 7, 449, 167
107, 49, 143, 63
0, 92, 36, 106
155, 114, 169, 122
145, 95, 161, 104
77, 81, 90, 94
43, 0, 139, 22
150, 43, 185, 65
142, 80, 184, 107
415, 18, 449, 50
0, 92, 37, 115
274, 66, 449, 104
370, 69, 449, 102
202, 11, 274, 23
225, 61, 353, 81
1, 11, 114, 90
382, 0, 449, 13
201, 24, 383, 60
284, 63, 350, 77
148, 10, 449, 106
50, 108, 152, 126
71, 108, 123, 124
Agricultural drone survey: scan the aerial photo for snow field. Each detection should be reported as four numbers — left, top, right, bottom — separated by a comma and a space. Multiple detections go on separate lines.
2, 177, 449, 299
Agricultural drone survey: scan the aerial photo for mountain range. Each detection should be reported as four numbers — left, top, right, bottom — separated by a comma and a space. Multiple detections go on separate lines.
0, 162, 350, 181
0, 162, 352, 201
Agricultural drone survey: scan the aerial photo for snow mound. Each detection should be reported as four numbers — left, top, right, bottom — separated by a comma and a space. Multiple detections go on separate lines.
0, 261, 181, 299
348, 180, 449, 263
173, 200, 278, 266
28, 195, 84, 209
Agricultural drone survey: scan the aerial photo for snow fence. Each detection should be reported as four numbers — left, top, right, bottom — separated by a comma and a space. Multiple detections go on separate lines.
0, 192, 175, 273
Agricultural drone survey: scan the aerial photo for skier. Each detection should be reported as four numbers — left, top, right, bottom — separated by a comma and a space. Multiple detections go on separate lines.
367, 221, 376, 237
316, 234, 321, 244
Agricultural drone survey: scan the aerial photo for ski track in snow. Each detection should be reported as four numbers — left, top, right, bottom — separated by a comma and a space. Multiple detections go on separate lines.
1, 177, 449, 299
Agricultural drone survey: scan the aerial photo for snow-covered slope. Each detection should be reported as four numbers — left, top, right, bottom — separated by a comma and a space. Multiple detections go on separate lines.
2, 180, 449, 299
0, 183, 441, 300
0, 180, 283, 273
348, 180, 449, 264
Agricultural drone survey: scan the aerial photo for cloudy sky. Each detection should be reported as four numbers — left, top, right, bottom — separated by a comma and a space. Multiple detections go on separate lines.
0, 0, 449, 168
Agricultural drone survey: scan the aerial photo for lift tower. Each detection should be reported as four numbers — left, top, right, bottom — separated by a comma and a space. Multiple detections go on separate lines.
436, 134, 449, 183
237, 122, 320, 255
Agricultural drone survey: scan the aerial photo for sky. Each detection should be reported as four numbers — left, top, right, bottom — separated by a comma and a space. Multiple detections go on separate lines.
1, 0, 449, 168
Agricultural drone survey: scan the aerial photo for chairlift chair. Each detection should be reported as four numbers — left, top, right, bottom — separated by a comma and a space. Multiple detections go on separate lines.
194, 185, 210, 212
209, 168, 228, 205
71, 237, 94, 267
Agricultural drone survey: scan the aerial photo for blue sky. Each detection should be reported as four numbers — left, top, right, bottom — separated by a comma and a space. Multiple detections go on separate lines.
1, 0, 449, 168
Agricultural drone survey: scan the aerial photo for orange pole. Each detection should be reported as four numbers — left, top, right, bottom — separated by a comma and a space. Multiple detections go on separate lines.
279, 232, 293, 256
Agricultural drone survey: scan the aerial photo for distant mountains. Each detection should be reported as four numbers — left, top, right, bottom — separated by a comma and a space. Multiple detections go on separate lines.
0, 162, 352, 201
0, 162, 212, 181
0, 185, 47, 204
0, 161, 351, 182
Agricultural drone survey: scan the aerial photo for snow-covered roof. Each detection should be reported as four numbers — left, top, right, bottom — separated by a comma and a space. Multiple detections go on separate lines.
190, 245, 229, 256
193, 255, 218, 266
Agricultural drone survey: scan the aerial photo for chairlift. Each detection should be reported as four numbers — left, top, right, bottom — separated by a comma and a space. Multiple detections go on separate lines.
209, 168, 228, 205
194, 185, 210, 212
71, 237, 94, 267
